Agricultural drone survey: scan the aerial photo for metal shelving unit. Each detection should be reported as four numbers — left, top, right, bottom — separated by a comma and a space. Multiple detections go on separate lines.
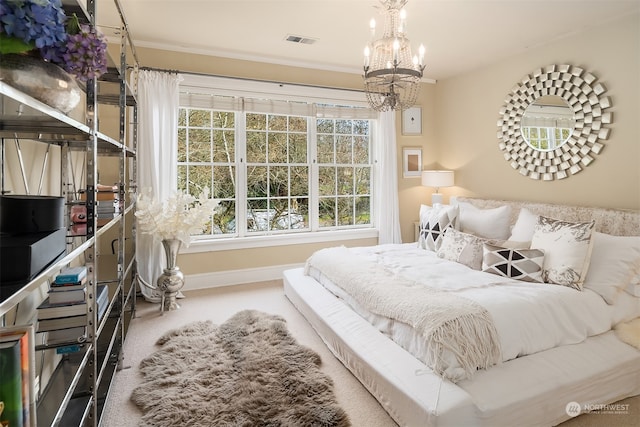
0, 1, 139, 426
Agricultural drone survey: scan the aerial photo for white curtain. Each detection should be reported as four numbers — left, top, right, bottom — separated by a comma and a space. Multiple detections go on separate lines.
135, 70, 182, 302
376, 110, 402, 244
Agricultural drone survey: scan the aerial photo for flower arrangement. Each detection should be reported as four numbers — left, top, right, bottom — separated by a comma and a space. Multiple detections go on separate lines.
0, 0, 108, 82
135, 188, 220, 247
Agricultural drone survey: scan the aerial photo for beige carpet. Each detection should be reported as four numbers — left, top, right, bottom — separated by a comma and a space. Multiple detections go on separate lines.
101, 280, 639, 427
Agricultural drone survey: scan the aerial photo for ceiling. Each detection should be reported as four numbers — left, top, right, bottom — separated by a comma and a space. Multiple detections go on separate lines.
101, 0, 640, 82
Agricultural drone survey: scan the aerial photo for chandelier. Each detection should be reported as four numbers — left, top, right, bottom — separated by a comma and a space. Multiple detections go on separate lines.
363, 0, 425, 112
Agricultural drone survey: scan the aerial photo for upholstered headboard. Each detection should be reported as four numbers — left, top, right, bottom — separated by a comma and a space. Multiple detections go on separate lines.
455, 197, 640, 237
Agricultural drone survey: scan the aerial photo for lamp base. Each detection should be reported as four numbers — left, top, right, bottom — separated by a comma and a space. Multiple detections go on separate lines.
431, 193, 444, 206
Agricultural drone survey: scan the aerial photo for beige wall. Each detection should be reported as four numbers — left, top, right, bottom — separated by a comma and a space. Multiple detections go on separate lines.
129, 12, 638, 276
434, 13, 640, 211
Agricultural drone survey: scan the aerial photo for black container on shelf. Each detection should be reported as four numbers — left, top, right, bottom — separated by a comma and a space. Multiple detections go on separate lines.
0, 195, 65, 233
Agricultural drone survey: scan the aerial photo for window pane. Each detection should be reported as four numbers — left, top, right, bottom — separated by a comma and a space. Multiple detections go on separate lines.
187, 165, 212, 195
213, 165, 235, 199
337, 197, 354, 226
353, 135, 369, 164
292, 197, 309, 229
247, 165, 267, 198
317, 118, 334, 134
355, 167, 370, 195
353, 120, 369, 135
290, 166, 308, 197
319, 197, 336, 227
336, 135, 352, 164
355, 196, 370, 225
247, 199, 268, 231
337, 167, 354, 195
268, 133, 288, 163
289, 133, 307, 163
213, 130, 235, 163
247, 131, 266, 163
178, 108, 186, 126
269, 166, 289, 197
318, 166, 336, 196
336, 119, 352, 134
317, 134, 334, 163
177, 165, 187, 191
212, 111, 234, 128
269, 115, 287, 131
177, 128, 187, 162
187, 129, 211, 162
289, 116, 307, 132
270, 198, 290, 230
189, 109, 210, 127
247, 113, 266, 130
212, 200, 235, 234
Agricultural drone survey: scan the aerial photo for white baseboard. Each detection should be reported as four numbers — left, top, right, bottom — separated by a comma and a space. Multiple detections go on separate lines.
183, 263, 304, 291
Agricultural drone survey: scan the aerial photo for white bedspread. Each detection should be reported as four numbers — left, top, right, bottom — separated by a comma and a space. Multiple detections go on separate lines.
305, 244, 640, 381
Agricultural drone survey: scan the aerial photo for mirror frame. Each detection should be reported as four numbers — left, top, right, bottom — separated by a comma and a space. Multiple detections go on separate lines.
497, 64, 613, 181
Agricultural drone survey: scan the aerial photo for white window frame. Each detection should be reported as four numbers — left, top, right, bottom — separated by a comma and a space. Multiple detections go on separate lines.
178, 74, 379, 253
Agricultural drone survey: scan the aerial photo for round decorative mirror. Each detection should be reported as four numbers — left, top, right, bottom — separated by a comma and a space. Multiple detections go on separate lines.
520, 95, 575, 151
497, 64, 613, 180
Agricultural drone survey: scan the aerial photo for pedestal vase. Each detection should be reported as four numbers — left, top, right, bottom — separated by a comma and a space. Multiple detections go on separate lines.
157, 239, 185, 313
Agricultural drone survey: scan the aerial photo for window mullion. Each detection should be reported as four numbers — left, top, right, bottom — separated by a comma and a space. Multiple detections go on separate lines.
236, 111, 247, 237
309, 117, 319, 231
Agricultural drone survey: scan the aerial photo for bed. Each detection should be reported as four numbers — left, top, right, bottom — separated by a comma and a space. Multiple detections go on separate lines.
283, 197, 640, 427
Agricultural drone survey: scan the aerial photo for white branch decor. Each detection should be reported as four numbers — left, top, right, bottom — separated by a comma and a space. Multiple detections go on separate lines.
135, 188, 219, 246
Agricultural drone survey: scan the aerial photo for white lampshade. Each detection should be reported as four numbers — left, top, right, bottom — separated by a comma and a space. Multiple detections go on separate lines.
421, 170, 455, 205
421, 170, 455, 188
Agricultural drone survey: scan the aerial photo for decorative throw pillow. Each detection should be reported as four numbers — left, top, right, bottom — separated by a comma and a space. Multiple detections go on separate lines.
582, 232, 640, 304
530, 216, 595, 290
482, 243, 544, 282
418, 204, 459, 251
509, 208, 539, 241
437, 228, 485, 270
458, 202, 511, 240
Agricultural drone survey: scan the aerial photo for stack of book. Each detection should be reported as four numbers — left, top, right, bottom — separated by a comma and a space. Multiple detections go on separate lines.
77, 183, 123, 227
37, 266, 88, 346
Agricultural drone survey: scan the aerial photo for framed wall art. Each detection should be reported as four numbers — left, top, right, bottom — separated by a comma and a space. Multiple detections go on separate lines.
402, 147, 422, 178
402, 107, 422, 135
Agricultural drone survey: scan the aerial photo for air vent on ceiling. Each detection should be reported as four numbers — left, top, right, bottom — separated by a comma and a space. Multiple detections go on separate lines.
285, 34, 317, 45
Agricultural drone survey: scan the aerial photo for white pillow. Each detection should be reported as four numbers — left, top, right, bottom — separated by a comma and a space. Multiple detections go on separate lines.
437, 228, 485, 270
509, 208, 538, 241
418, 204, 459, 251
530, 216, 595, 290
583, 232, 640, 304
458, 202, 511, 240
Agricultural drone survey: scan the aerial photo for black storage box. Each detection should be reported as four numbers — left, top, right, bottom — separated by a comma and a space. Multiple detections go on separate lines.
0, 195, 65, 234
0, 228, 67, 291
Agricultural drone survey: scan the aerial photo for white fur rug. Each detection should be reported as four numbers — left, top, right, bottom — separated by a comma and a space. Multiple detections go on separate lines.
131, 310, 350, 426
615, 318, 640, 350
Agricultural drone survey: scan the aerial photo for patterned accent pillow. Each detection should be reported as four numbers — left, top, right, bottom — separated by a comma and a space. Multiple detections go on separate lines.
530, 216, 595, 290
418, 204, 459, 251
437, 228, 485, 270
482, 243, 544, 282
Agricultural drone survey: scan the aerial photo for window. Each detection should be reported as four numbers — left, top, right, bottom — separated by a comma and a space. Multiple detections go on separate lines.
521, 126, 572, 150
177, 77, 377, 243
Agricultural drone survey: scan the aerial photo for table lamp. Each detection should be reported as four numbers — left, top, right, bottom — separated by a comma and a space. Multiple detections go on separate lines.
421, 170, 455, 205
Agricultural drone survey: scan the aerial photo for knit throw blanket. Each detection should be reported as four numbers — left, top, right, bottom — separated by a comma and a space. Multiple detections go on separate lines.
305, 247, 502, 382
